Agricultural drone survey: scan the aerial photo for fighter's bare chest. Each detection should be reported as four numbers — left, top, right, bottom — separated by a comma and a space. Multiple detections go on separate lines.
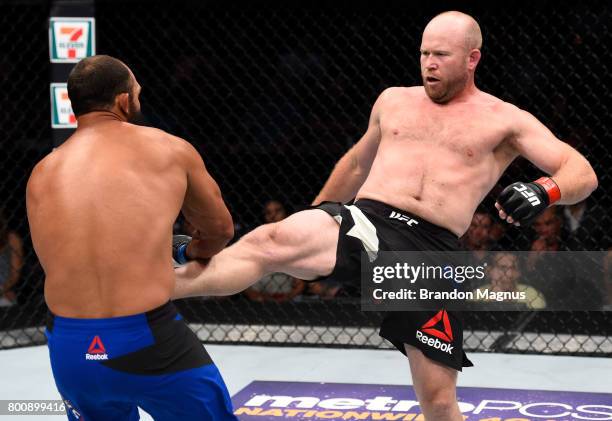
379, 104, 510, 156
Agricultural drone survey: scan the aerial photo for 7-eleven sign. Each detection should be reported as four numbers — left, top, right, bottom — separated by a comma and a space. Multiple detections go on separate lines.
49, 17, 95, 63
50, 83, 77, 129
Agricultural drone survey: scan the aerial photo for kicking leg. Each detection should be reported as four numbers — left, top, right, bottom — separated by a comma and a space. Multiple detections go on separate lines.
173, 209, 339, 298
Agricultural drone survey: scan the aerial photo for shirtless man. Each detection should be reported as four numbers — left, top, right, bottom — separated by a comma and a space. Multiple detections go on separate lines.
172, 11, 597, 421
27, 55, 237, 420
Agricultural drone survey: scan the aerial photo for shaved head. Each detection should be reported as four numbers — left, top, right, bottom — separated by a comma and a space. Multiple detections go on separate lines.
426, 11, 482, 51
420, 11, 483, 103
67, 54, 145, 123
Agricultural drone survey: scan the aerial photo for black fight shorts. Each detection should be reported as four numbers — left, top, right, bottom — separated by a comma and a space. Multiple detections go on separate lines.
314, 199, 474, 371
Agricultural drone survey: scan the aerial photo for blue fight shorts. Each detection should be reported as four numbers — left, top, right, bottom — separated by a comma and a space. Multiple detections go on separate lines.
45, 301, 238, 421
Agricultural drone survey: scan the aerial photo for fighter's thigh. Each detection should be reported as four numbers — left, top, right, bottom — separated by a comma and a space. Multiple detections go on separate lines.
404, 344, 458, 401
59, 395, 138, 421
265, 209, 339, 279
140, 364, 237, 421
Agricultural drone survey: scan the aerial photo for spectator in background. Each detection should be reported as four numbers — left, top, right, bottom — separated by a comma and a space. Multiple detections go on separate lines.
530, 206, 565, 253
474, 252, 546, 310
462, 210, 494, 263
526, 206, 565, 279
562, 199, 607, 250
460, 210, 496, 291
563, 200, 587, 233
0, 210, 23, 307
525, 207, 602, 309
603, 249, 612, 310
304, 278, 342, 300
244, 200, 305, 303
488, 219, 506, 244
263, 200, 287, 223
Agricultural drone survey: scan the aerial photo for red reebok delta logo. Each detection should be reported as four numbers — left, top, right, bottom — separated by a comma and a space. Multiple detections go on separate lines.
416, 310, 454, 354
421, 310, 453, 342
85, 335, 108, 360
87, 335, 106, 354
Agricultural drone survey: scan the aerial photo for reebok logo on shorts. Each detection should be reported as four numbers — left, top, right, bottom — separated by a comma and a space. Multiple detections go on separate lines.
388, 211, 419, 226
62, 399, 82, 419
416, 310, 454, 354
85, 335, 108, 360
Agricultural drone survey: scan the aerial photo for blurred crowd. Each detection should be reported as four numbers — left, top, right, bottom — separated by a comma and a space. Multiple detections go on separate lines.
459, 200, 610, 310
0, 210, 23, 308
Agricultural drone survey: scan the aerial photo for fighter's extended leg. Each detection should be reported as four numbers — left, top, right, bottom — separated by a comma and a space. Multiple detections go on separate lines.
173, 209, 339, 299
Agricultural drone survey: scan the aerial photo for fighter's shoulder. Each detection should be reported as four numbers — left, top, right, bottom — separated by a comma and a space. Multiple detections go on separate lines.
377, 86, 419, 101
27, 152, 55, 195
130, 124, 177, 144
133, 125, 198, 158
479, 92, 526, 117
165, 132, 201, 163
478, 94, 541, 135
29, 147, 60, 180
374, 87, 420, 110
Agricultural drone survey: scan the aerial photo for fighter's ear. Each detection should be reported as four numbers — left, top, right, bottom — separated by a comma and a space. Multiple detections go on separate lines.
115, 92, 130, 116
468, 49, 481, 71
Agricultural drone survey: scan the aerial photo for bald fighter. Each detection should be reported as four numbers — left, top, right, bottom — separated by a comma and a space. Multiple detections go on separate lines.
172, 11, 597, 421
27, 55, 237, 420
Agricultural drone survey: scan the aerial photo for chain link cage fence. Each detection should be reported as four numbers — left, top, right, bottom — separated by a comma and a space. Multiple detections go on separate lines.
0, 0, 52, 348
0, 0, 611, 356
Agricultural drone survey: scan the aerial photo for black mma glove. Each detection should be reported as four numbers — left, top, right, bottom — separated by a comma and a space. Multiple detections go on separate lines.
172, 235, 192, 267
496, 177, 561, 225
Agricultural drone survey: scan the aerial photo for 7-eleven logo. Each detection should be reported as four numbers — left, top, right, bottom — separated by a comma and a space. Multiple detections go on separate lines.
50, 83, 76, 129
60, 27, 84, 58
59, 91, 76, 125
49, 18, 95, 63
85, 335, 108, 360
416, 310, 454, 354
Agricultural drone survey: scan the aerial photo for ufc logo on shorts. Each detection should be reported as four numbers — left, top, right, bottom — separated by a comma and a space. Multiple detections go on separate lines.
512, 184, 541, 206
63, 400, 82, 419
389, 211, 419, 226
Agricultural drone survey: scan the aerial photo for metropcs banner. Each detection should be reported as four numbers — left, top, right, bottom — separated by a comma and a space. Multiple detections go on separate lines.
49, 17, 95, 63
232, 381, 612, 420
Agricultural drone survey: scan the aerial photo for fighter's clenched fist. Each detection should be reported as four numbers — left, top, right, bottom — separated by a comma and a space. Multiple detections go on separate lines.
495, 177, 561, 226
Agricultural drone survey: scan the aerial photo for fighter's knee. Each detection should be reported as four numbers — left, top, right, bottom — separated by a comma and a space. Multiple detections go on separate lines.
249, 222, 285, 248
242, 223, 277, 250
265, 221, 282, 243
242, 222, 287, 267
240, 210, 335, 276
419, 394, 459, 419
422, 397, 456, 413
